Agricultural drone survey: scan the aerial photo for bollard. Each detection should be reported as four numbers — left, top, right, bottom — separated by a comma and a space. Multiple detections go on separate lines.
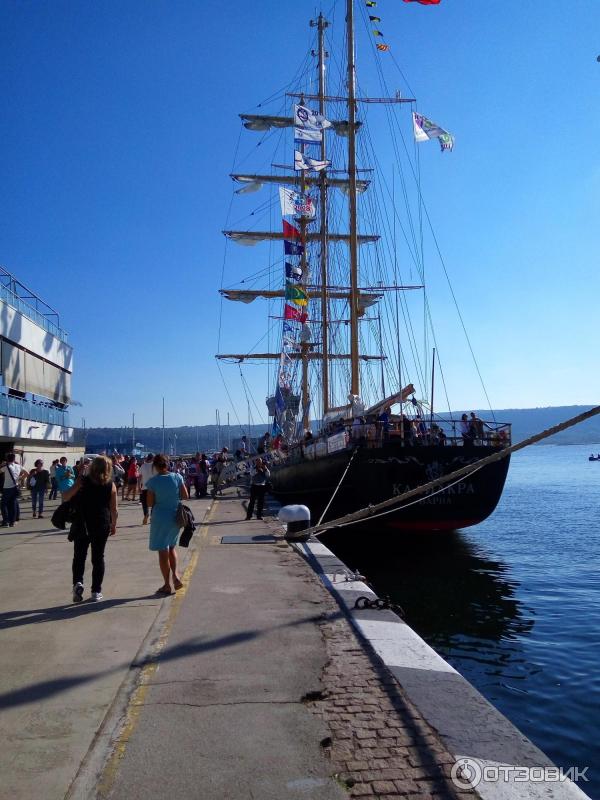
279, 504, 311, 542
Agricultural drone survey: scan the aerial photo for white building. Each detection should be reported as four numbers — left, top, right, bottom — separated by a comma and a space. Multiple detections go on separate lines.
0, 267, 82, 467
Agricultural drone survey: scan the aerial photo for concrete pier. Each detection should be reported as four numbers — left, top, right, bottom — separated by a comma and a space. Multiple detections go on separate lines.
0, 487, 591, 799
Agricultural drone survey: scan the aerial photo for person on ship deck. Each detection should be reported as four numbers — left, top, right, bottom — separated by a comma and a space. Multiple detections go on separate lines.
469, 412, 484, 444
460, 414, 474, 445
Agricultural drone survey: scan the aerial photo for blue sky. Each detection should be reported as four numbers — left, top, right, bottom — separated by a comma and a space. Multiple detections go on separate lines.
2, 1, 599, 429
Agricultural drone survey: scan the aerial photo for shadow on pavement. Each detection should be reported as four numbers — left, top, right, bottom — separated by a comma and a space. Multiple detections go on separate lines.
0, 611, 341, 709
0, 595, 159, 630
0, 527, 64, 537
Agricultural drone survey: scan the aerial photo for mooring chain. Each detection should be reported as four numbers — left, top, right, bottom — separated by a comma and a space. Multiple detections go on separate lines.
353, 595, 405, 618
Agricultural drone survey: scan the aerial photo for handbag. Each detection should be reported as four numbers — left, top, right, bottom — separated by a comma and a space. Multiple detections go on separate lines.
175, 502, 188, 528
7, 465, 22, 497
51, 499, 80, 530
179, 524, 194, 548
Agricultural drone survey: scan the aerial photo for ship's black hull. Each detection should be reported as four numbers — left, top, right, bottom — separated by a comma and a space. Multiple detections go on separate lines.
270, 443, 510, 531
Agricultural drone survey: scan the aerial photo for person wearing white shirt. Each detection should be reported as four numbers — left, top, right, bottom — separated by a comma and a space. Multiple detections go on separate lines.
1, 452, 24, 527
138, 454, 155, 525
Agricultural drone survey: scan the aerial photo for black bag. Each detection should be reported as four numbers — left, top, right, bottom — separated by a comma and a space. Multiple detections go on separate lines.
51, 499, 79, 530
176, 502, 194, 529
179, 524, 195, 548
176, 503, 196, 548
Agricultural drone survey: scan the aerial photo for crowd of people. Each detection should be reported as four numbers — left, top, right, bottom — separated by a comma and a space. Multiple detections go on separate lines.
1, 412, 508, 603
298, 409, 506, 450
0, 447, 262, 604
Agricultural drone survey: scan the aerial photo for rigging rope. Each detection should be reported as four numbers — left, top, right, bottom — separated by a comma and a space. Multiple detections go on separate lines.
302, 405, 600, 536
316, 446, 359, 526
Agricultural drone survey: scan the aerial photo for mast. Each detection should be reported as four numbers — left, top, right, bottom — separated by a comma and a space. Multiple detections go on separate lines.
298, 92, 310, 433
346, 0, 360, 396
313, 12, 330, 416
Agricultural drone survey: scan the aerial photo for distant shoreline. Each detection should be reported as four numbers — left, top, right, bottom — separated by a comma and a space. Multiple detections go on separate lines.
80, 405, 600, 452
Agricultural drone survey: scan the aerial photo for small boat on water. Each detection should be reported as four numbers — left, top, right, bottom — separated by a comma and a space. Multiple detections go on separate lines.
589, 454, 600, 461
217, 0, 511, 530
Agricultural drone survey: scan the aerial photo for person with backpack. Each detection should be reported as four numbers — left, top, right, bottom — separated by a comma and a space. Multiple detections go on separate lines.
63, 455, 118, 602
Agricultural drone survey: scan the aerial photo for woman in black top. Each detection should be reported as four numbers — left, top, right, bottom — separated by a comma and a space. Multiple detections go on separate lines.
28, 459, 50, 518
63, 456, 118, 603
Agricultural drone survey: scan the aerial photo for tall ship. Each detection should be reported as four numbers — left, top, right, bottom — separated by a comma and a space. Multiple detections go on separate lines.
217, 0, 511, 530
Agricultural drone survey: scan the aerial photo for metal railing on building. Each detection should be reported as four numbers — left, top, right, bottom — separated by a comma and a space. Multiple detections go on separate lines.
0, 393, 70, 427
0, 267, 68, 343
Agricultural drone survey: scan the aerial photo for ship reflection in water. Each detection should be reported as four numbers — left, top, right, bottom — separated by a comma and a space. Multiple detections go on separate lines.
323, 528, 536, 700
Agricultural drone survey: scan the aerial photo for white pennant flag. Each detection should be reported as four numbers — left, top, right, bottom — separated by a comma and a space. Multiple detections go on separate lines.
294, 150, 330, 172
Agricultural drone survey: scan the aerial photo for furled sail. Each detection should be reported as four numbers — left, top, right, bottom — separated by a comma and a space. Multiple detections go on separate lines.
223, 231, 379, 245
215, 352, 386, 362
231, 174, 370, 193
240, 114, 362, 137
220, 288, 383, 309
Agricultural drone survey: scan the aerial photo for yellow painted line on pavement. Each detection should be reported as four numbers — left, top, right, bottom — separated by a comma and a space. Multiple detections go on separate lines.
97, 501, 216, 799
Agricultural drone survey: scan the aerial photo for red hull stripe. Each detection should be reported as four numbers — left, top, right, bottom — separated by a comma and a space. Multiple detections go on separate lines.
385, 518, 480, 531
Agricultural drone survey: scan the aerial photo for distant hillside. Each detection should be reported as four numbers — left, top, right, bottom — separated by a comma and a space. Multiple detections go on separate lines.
80, 424, 271, 455
79, 406, 600, 454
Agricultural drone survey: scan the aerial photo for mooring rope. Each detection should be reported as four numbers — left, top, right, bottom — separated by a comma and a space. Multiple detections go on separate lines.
304, 404, 600, 536
316, 447, 359, 526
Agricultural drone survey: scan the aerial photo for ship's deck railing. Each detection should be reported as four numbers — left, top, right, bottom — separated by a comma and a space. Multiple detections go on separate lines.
319, 419, 511, 448
271, 418, 512, 464
0, 267, 68, 343
0, 393, 70, 427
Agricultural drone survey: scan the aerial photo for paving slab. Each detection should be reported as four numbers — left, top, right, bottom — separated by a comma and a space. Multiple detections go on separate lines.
100, 492, 347, 800
0, 493, 211, 800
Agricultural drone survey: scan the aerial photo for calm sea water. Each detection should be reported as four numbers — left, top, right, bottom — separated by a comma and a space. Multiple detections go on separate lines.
325, 444, 600, 798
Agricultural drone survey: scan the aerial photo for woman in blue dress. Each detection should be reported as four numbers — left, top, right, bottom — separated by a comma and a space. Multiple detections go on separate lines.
146, 453, 189, 595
